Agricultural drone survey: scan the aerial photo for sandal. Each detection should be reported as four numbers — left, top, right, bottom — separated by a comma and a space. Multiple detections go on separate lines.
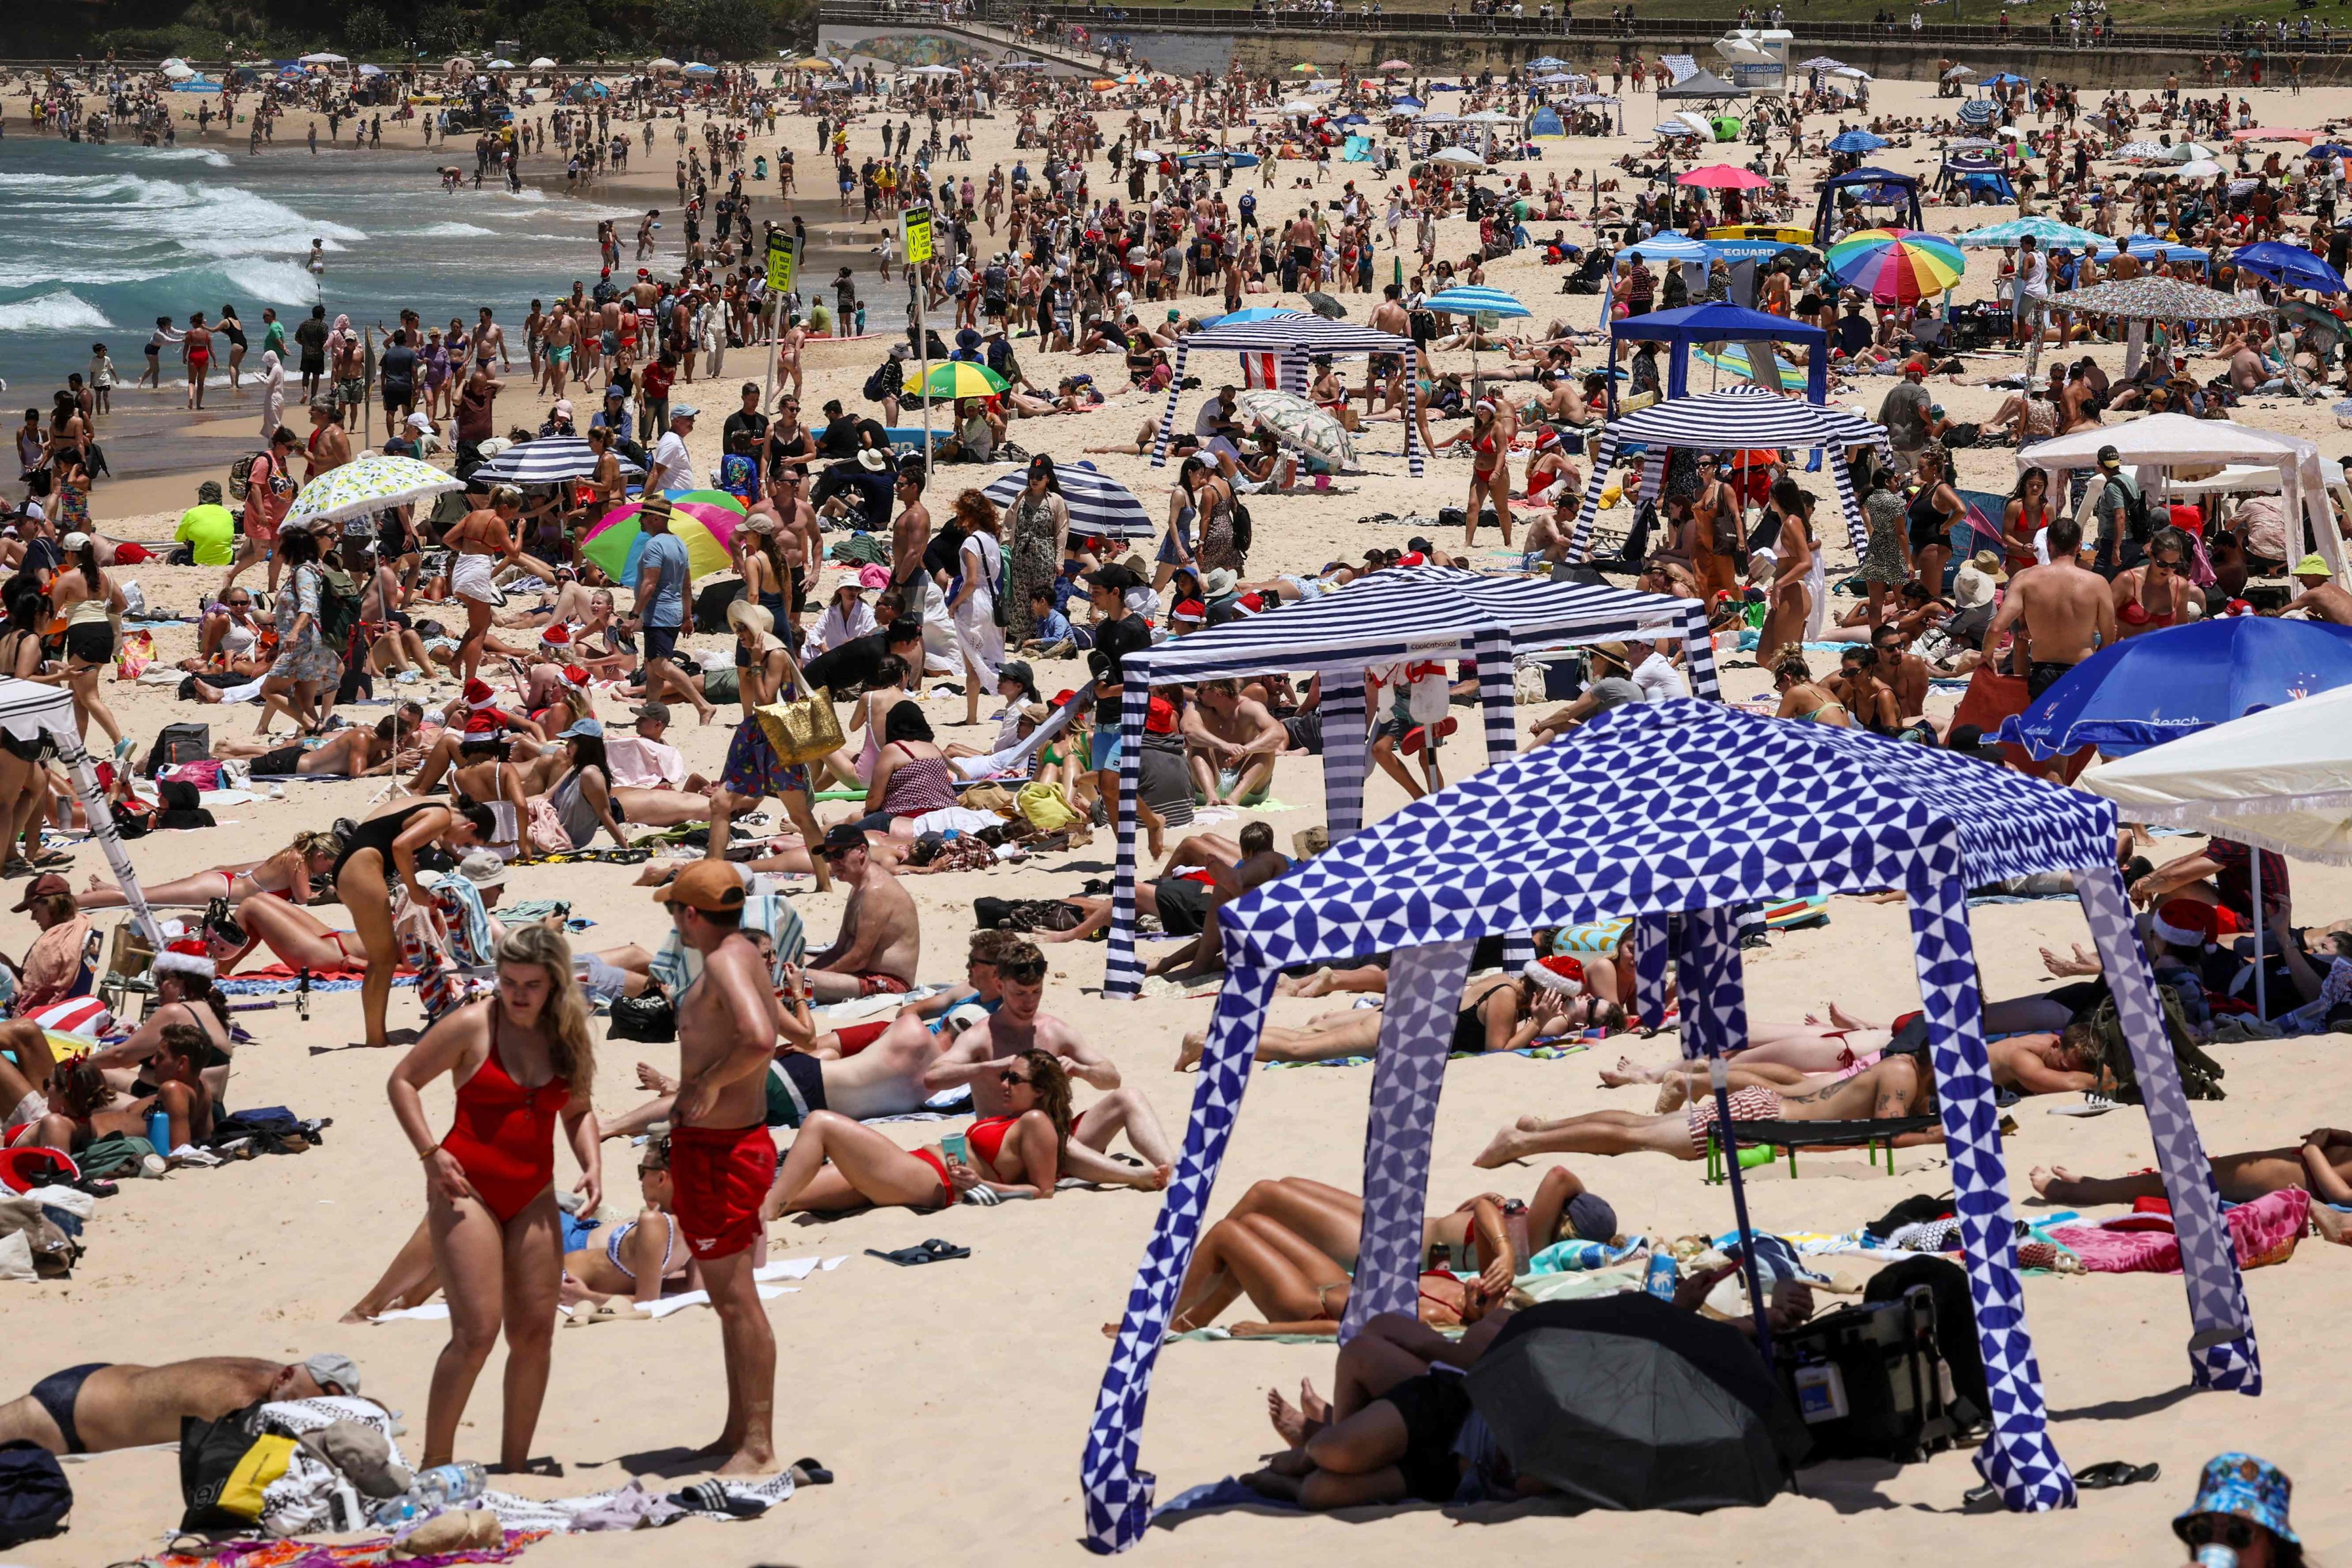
2074, 1461, 2159, 1490
864, 1238, 971, 1266
790, 1457, 835, 1486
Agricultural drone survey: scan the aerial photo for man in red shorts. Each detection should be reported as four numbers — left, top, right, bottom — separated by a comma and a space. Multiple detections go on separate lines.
657, 859, 781, 1475
804, 822, 920, 1001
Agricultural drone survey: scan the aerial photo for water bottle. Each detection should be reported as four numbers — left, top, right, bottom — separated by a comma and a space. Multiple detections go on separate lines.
1644, 1251, 1681, 1301
368, 1492, 428, 1528
2194, 1548, 2239, 1568
146, 1109, 172, 1156
415, 1462, 488, 1509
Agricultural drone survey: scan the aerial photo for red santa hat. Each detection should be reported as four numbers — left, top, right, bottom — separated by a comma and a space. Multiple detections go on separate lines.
540, 624, 573, 647
561, 663, 590, 688
465, 713, 503, 738
464, 679, 497, 711
1521, 955, 1586, 997
153, 938, 217, 983
2152, 898, 2219, 951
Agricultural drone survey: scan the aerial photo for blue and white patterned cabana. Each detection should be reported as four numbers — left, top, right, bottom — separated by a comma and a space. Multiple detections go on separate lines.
1081, 700, 2260, 1551
1102, 566, 1713, 998
1152, 318, 1423, 474
1564, 389, 1887, 564
979, 459, 1154, 540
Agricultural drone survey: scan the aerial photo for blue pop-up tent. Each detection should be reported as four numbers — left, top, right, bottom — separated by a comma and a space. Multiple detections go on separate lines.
1813, 165, 1924, 246
1607, 302, 1828, 411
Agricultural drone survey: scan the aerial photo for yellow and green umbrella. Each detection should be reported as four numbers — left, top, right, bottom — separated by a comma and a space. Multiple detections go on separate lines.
905, 360, 1009, 399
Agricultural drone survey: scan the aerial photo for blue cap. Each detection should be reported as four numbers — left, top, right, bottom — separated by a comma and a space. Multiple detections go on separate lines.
559, 718, 605, 740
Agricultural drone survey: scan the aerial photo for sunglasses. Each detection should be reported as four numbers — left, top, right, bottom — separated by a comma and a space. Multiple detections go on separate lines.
2183, 1518, 2256, 1551
998, 961, 1047, 983
999, 1069, 1033, 1087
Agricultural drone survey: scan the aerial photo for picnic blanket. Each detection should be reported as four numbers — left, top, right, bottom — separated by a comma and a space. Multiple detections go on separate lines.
2045, 1187, 2309, 1275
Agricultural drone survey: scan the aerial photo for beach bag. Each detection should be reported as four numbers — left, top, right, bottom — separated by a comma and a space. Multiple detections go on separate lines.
754, 648, 845, 766
315, 566, 364, 650
0, 1441, 70, 1548
179, 1400, 299, 1532
226, 451, 263, 501
607, 991, 676, 1043
144, 722, 211, 779
525, 796, 574, 856
2088, 984, 2224, 1103
114, 628, 155, 682
74, 1134, 157, 1180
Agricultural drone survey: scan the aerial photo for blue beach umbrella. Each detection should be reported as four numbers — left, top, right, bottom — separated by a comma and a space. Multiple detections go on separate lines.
1391, 95, 1424, 110
2233, 240, 2347, 294
1204, 306, 1308, 326
1527, 55, 1568, 70
1828, 129, 1888, 153
1422, 285, 1532, 320
1998, 617, 2352, 759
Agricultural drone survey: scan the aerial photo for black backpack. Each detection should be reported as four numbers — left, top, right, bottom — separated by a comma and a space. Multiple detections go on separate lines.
1230, 497, 1253, 560
314, 565, 364, 651
0, 1440, 70, 1548
144, 721, 211, 778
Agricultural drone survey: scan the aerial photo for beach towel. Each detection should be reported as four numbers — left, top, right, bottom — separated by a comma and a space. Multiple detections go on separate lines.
2045, 1187, 2309, 1275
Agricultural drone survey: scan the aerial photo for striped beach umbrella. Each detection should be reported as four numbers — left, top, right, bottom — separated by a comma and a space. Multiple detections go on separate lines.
1825, 227, 1966, 304
1421, 285, 1532, 321
1235, 389, 1355, 472
472, 435, 644, 484
981, 461, 1154, 540
1953, 215, 2105, 249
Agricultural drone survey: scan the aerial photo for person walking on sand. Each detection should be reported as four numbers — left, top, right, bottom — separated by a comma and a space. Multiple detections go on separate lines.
183, 311, 214, 410
655, 862, 782, 1476
388, 925, 600, 1472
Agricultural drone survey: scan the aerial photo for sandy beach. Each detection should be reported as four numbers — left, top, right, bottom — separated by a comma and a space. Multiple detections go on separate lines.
2, 60, 2348, 1568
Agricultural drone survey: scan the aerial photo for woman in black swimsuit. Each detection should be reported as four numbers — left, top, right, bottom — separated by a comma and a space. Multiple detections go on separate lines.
333, 800, 495, 1048
1450, 969, 1624, 1055
1834, 645, 1904, 737
1905, 445, 1962, 600
218, 304, 249, 392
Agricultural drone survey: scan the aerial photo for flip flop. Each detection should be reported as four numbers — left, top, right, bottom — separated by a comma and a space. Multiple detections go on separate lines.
790, 1457, 835, 1486
2074, 1461, 2160, 1490
863, 1238, 971, 1266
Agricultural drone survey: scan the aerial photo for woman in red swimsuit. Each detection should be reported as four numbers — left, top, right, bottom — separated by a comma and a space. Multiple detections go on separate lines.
1460, 399, 1516, 550
388, 924, 600, 1471
762, 1050, 1072, 1215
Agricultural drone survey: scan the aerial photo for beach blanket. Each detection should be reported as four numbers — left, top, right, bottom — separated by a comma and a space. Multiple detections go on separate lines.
215, 963, 419, 997
1263, 1040, 1594, 1071
2045, 1187, 2309, 1275
156, 1534, 546, 1567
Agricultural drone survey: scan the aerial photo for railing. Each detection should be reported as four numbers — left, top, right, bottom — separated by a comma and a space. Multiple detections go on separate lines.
820, 0, 2352, 57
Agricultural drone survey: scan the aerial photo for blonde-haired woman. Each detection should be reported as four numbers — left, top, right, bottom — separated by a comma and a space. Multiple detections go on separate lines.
388, 923, 600, 1470
77, 828, 343, 912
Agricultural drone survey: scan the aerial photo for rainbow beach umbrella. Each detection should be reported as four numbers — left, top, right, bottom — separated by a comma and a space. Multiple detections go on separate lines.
1825, 227, 1965, 304
906, 360, 1009, 399
582, 497, 742, 584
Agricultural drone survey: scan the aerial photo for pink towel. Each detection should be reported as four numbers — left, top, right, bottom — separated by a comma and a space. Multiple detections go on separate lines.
2046, 1188, 2310, 1275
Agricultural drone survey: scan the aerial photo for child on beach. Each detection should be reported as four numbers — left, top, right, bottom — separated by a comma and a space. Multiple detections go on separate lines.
86, 346, 115, 416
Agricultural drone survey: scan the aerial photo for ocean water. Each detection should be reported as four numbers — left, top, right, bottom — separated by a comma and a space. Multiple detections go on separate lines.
0, 136, 635, 392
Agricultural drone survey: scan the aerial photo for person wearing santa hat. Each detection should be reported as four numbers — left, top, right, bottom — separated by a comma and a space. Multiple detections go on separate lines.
401, 682, 549, 796
87, 938, 235, 1102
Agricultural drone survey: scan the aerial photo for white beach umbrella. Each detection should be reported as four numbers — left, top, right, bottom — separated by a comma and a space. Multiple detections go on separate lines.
284, 455, 461, 526
298, 51, 346, 64
530, 56, 556, 68
1430, 146, 1489, 167
2171, 160, 2226, 179
159, 58, 195, 80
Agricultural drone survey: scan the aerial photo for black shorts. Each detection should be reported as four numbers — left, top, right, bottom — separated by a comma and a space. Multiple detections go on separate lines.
300, 353, 325, 375
764, 1051, 825, 1128
1370, 354, 1401, 380
382, 383, 413, 412
643, 624, 681, 663
1380, 1371, 1473, 1503
1151, 875, 1213, 937
64, 623, 114, 666
2027, 659, 2077, 700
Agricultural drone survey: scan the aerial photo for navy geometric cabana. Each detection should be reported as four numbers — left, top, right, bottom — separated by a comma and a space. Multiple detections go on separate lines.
1102, 566, 1717, 997
1150, 318, 1424, 475
1081, 700, 2260, 1551
1563, 388, 1887, 566
1607, 301, 1830, 411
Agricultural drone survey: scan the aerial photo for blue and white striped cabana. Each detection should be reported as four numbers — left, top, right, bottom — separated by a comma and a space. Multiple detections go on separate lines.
1152, 317, 1423, 474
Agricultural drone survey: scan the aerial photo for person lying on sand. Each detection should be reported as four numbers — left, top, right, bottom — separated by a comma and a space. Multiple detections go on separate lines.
1475, 1057, 1930, 1168
1176, 961, 1623, 1071
603, 1005, 949, 1145
561, 1130, 712, 1308
1158, 1203, 1524, 1339
211, 720, 398, 779
78, 829, 342, 911
763, 1048, 1077, 1214
1602, 1019, 2102, 1101
0, 1354, 362, 1455
2034, 1127, 2352, 1226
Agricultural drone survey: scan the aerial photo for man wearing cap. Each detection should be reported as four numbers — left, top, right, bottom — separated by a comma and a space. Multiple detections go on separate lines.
590, 381, 634, 446
2282, 553, 2352, 625
644, 403, 697, 494
805, 824, 919, 1000
1876, 356, 1933, 468
2088, 442, 2148, 574
0, 1354, 363, 1456
176, 478, 237, 570
653, 860, 781, 1475
631, 493, 699, 721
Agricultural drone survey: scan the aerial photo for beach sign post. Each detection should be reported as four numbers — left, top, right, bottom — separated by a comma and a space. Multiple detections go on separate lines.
903, 204, 936, 467
762, 230, 800, 435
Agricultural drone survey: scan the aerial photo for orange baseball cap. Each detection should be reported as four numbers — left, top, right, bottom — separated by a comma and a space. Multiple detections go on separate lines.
651, 860, 747, 914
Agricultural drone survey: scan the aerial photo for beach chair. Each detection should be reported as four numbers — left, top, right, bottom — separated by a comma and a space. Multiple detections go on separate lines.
96, 921, 157, 1024
1705, 1114, 1942, 1183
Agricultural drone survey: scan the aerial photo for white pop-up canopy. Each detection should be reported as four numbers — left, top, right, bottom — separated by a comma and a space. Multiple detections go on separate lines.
2017, 414, 2343, 585
2081, 684, 2352, 863
0, 678, 162, 942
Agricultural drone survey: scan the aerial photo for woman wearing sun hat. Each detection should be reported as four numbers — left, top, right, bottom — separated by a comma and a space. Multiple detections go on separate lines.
2174, 1454, 2300, 1568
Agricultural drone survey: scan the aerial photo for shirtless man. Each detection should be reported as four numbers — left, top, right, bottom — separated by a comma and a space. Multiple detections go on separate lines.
2282, 553, 2352, 624
304, 398, 353, 481
805, 824, 920, 1000
522, 300, 546, 377
1617, 1026, 2099, 1109
1870, 622, 1930, 728
1474, 1057, 1930, 1167
1184, 679, 1287, 806
1368, 285, 1411, 411
2111, 526, 2206, 638
2034, 1126, 2352, 1241
1986, 513, 2116, 704
922, 941, 1173, 1189
0, 1354, 361, 1455
539, 305, 578, 399
1149, 823, 1290, 983
890, 461, 933, 626
1757, 496, 1816, 666
473, 306, 510, 373
655, 861, 781, 1476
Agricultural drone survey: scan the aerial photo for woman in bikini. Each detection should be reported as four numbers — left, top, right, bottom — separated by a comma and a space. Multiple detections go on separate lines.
763, 1049, 1073, 1214
388, 924, 599, 1471
1832, 644, 1903, 737
49, 528, 128, 757
1461, 398, 1516, 550
2001, 466, 2052, 578
334, 800, 496, 1049
79, 829, 342, 913
1772, 653, 1851, 725
561, 1131, 701, 1308
1158, 1200, 1520, 1337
